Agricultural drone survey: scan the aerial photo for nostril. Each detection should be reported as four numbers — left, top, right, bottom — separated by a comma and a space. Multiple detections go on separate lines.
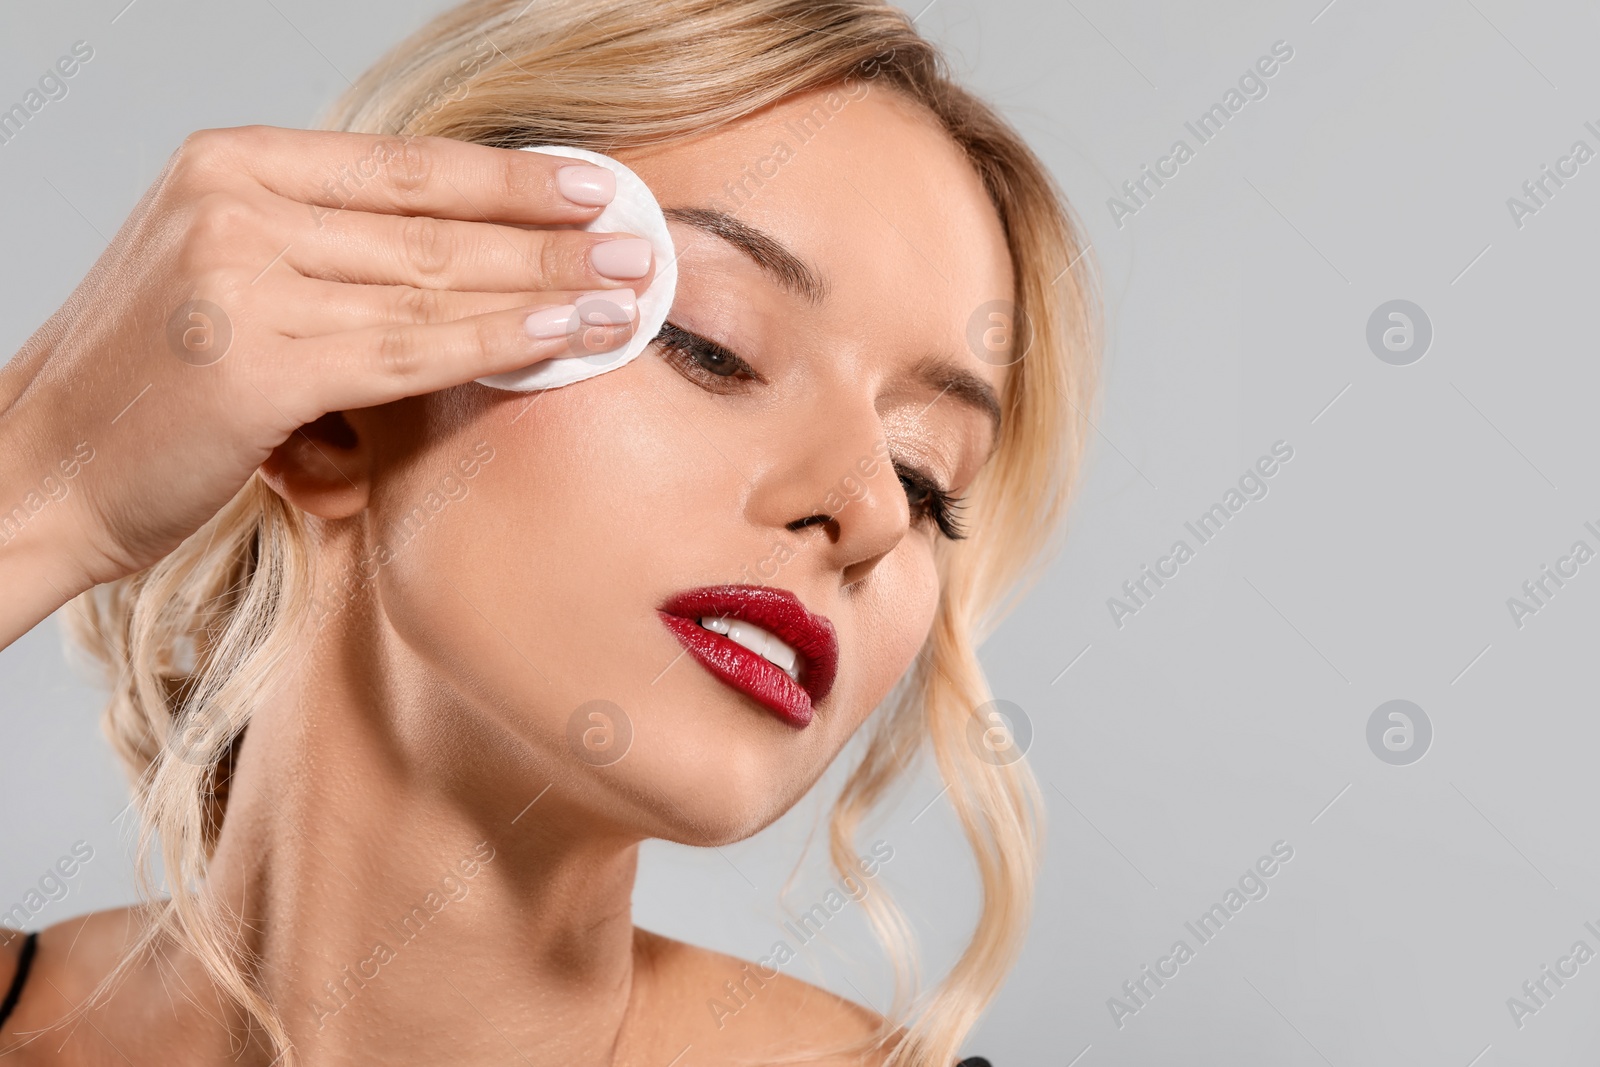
785, 513, 832, 533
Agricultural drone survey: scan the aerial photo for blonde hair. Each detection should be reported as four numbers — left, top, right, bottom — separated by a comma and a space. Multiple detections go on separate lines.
61, 2, 1098, 1063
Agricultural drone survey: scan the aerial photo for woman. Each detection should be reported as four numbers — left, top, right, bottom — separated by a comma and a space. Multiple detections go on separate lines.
0, 0, 1097, 1063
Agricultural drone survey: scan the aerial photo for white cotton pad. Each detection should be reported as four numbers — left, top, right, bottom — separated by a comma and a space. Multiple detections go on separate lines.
475, 144, 677, 391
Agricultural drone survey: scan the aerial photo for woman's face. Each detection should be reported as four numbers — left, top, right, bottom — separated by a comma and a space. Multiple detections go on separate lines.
344, 85, 1015, 844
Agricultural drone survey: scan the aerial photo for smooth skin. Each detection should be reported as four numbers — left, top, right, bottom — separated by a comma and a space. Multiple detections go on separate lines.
0, 84, 1014, 1066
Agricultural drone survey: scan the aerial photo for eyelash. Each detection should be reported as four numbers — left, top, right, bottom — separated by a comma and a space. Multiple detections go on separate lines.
896, 463, 969, 541
652, 320, 970, 541
653, 321, 758, 389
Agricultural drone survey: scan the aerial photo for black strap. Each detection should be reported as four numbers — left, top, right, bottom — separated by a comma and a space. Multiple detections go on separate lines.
956, 1059, 993, 1067
0, 931, 37, 1031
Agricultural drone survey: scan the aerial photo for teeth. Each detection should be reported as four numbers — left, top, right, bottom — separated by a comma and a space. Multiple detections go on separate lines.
699, 616, 800, 682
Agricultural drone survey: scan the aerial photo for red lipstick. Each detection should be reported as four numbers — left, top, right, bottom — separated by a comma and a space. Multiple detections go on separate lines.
658, 585, 839, 728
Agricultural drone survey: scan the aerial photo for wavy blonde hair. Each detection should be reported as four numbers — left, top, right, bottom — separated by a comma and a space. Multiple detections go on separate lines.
61, 1, 1099, 1064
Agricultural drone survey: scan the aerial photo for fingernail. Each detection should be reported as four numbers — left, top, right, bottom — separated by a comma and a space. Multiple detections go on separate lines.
524, 304, 580, 339
557, 165, 615, 207
575, 288, 636, 325
590, 238, 652, 280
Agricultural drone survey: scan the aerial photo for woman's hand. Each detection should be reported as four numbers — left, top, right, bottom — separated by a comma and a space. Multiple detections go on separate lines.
0, 126, 651, 644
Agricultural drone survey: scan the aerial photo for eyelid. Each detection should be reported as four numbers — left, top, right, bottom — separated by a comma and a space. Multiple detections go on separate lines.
893, 458, 947, 495
662, 321, 755, 371
654, 320, 762, 387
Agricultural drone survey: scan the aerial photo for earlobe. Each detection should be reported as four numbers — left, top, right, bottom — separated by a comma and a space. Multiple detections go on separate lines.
257, 411, 370, 519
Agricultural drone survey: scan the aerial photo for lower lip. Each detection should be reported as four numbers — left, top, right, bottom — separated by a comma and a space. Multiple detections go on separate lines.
657, 613, 814, 728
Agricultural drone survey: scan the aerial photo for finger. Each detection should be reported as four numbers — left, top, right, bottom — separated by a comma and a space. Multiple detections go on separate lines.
284, 304, 643, 415
180, 126, 621, 226
276, 277, 639, 337
285, 205, 655, 293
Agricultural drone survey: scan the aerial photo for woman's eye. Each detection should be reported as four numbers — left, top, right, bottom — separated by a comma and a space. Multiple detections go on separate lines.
692, 344, 741, 377
652, 323, 968, 540
654, 321, 758, 387
896, 463, 969, 541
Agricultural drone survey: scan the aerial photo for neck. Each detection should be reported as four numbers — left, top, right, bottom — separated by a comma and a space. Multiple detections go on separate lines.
190, 602, 648, 1066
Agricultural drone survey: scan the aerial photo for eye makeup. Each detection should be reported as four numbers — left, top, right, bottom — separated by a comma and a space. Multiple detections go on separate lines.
653, 320, 760, 389
894, 462, 969, 540
649, 318, 974, 540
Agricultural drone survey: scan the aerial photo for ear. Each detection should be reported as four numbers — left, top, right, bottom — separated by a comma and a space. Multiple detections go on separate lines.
258, 411, 369, 519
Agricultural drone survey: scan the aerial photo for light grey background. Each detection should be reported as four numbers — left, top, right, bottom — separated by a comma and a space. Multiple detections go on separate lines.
4, 1, 1597, 1064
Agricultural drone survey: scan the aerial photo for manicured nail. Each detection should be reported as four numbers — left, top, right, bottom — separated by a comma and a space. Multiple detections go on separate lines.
590, 238, 652, 280
557, 164, 615, 207
575, 288, 636, 325
524, 304, 580, 339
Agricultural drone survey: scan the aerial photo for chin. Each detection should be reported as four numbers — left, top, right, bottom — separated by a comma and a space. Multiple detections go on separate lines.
576, 679, 834, 848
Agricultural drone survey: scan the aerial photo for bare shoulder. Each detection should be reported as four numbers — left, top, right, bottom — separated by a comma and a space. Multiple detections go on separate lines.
635, 927, 899, 1066
0, 906, 150, 1063
31, 905, 148, 1003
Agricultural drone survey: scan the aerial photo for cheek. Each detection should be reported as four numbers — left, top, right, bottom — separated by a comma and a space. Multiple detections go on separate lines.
834, 544, 941, 734
372, 374, 717, 723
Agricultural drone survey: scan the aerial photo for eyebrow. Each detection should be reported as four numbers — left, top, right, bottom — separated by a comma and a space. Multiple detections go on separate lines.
663, 205, 1003, 436
663, 206, 829, 305
915, 357, 1003, 437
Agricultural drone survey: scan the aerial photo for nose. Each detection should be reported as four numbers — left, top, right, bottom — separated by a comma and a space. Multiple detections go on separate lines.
744, 404, 909, 589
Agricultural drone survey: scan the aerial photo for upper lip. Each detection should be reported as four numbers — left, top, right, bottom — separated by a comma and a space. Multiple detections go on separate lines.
658, 585, 839, 706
